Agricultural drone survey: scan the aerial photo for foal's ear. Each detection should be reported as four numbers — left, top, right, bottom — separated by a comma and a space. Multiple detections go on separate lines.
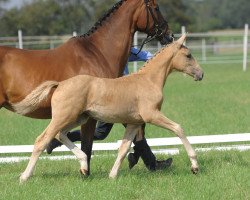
176, 34, 187, 47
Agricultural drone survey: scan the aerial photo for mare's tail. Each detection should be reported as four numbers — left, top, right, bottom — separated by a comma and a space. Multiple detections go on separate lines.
12, 81, 59, 115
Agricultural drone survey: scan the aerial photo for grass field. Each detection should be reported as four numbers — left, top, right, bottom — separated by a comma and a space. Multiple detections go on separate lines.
0, 63, 250, 199
0, 151, 249, 200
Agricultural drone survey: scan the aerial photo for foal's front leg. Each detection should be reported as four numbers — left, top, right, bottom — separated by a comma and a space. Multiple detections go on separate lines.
148, 111, 199, 174
109, 124, 140, 178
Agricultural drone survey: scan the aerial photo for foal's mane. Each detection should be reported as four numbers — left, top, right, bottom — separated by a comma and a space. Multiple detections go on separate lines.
75, 0, 127, 38
138, 43, 172, 72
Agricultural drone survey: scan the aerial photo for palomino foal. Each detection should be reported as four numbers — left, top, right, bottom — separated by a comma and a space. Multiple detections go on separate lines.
14, 34, 203, 182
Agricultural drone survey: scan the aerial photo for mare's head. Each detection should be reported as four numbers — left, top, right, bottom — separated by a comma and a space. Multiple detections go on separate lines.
171, 35, 204, 81
136, 0, 174, 45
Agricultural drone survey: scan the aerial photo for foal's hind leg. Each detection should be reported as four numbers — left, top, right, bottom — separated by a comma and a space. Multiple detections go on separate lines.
55, 131, 89, 176
20, 123, 62, 183
147, 111, 199, 174
53, 113, 90, 176
20, 113, 88, 183
109, 124, 140, 179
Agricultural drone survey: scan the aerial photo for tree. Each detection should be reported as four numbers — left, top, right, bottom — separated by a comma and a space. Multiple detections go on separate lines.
0, 0, 94, 36
0, 0, 9, 16
219, 0, 250, 29
0, 0, 249, 36
186, 0, 250, 31
158, 0, 192, 32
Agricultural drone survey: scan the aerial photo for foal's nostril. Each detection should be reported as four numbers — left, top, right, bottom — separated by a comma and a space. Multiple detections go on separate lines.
198, 72, 204, 81
195, 71, 204, 81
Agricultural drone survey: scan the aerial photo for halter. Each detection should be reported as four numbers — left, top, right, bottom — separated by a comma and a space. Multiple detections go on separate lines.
135, 0, 170, 55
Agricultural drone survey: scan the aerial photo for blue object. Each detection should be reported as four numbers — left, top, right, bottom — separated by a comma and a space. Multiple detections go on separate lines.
123, 47, 153, 75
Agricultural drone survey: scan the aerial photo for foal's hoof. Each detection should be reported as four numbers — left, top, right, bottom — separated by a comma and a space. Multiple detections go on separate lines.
79, 168, 89, 177
19, 174, 29, 184
109, 172, 117, 179
191, 167, 199, 174
109, 173, 117, 179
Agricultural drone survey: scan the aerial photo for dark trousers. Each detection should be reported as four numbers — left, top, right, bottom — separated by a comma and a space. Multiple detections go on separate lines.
66, 121, 113, 142
66, 121, 156, 170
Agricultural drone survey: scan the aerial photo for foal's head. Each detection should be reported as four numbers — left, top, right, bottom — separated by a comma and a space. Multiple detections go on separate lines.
136, 0, 174, 45
171, 35, 204, 81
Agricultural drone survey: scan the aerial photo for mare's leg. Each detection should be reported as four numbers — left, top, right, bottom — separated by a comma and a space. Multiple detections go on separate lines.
134, 124, 145, 141
0, 87, 6, 109
109, 124, 140, 179
148, 111, 198, 174
80, 118, 96, 176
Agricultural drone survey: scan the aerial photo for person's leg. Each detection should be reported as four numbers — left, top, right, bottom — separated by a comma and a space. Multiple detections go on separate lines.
127, 124, 156, 170
94, 121, 113, 140
46, 130, 81, 154
128, 124, 173, 171
46, 121, 113, 154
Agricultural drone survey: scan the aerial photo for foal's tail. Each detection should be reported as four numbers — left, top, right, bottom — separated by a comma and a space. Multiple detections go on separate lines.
12, 81, 59, 115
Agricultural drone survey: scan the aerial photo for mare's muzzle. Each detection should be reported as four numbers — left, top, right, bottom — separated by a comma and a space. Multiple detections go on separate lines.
159, 33, 174, 45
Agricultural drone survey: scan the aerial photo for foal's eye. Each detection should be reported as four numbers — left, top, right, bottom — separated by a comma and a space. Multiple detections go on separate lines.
187, 54, 192, 59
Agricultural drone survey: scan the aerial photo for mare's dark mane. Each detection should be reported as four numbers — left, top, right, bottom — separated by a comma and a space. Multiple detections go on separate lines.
76, 0, 126, 38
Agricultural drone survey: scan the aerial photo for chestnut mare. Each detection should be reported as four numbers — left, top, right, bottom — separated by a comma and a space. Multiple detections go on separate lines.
0, 0, 173, 174
15, 35, 203, 182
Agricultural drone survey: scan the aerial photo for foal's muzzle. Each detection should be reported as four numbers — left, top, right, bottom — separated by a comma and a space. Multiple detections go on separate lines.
194, 70, 204, 81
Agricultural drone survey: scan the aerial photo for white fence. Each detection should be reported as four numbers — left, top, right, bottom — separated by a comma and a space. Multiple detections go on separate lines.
133, 25, 250, 71
0, 133, 250, 163
0, 25, 249, 71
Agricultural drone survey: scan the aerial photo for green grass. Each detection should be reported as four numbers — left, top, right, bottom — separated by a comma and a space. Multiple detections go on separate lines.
0, 63, 250, 199
0, 150, 249, 200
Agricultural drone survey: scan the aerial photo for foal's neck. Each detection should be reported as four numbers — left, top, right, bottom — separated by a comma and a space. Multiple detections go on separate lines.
138, 45, 176, 89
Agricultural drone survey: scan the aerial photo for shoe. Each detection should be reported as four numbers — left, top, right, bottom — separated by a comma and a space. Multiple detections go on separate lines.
155, 157, 173, 170
46, 138, 62, 154
128, 153, 139, 169
128, 152, 173, 171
